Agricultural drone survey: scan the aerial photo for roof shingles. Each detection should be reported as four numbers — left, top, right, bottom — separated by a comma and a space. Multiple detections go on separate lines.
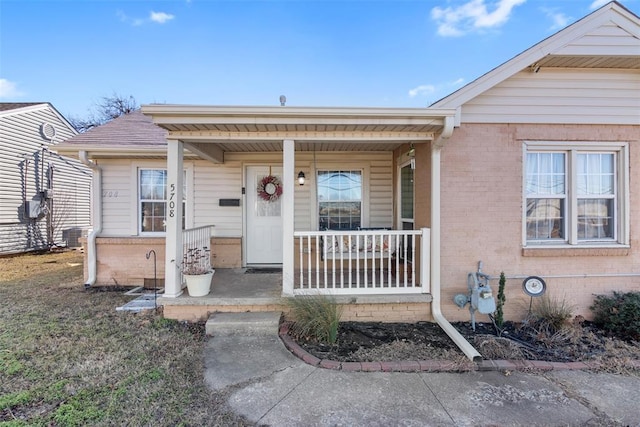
60, 110, 167, 147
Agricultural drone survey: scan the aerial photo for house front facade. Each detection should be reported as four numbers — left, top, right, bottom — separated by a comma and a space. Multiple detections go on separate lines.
57, 107, 451, 321
57, 2, 639, 332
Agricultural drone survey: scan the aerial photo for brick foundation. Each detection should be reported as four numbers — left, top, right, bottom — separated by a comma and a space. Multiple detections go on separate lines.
84, 236, 242, 287
162, 300, 432, 323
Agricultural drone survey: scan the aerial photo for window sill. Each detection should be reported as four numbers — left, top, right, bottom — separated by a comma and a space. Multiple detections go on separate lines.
522, 245, 630, 257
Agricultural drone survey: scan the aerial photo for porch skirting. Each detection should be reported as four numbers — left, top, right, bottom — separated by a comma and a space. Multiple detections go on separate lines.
159, 294, 433, 323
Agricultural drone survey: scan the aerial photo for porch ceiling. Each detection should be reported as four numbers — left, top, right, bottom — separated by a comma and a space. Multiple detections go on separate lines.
142, 105, 457, 153
189, 140, 405, 152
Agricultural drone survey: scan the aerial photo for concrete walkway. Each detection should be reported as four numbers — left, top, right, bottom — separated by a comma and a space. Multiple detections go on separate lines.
204, 312, 640, 426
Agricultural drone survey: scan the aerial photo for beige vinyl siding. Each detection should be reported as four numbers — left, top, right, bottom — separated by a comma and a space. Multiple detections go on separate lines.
461, 69, 640, 124
555, 22, 639, 56
294, 151, 393, 230
0, 105, 90, 254
294, 166, 312, 231
193, 159, 243, 237
100, 160, 135, 236
369, 158, 394, 227
98, 151, 394, 237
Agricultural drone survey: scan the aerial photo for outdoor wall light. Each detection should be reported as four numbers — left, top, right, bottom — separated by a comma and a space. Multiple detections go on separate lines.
407, 143, 415, 158
297, 171, 306, 185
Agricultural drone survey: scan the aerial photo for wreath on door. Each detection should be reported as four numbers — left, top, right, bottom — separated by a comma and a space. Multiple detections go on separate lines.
257, 175, 283, 202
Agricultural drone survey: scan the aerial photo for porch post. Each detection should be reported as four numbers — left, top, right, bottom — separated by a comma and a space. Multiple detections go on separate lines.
282, 139, 295, 295
164, 139, 184, 298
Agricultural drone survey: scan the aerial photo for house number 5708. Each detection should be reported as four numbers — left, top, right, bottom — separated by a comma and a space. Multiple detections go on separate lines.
169, 184, 176, 217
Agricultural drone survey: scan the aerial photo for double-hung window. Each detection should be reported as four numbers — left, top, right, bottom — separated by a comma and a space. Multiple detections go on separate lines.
317, 170, 362, 230
139, 169, 186, 234
525, 143, 628, 246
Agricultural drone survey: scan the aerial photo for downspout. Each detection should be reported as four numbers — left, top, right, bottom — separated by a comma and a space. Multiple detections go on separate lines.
431, 116, 482, 362
79, 151, 102, 287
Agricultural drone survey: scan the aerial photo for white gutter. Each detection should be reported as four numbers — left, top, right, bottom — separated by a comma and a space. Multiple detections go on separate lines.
79, 151, 102, 287
431, 119, 482, 363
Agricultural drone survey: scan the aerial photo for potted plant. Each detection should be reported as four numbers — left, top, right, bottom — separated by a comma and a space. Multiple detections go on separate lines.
180, 247, 214, 297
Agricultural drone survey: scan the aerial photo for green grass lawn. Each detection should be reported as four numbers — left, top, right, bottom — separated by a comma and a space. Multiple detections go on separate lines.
0, 250, 251, 426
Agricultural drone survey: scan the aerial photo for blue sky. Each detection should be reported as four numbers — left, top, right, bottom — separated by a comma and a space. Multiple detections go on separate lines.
1, 0, 638, 121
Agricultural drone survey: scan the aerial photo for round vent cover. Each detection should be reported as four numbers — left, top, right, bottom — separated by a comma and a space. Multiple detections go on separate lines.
40, 122, 56, 141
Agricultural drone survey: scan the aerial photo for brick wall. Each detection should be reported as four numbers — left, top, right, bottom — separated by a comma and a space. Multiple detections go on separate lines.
438, 123, 640, 321
162, 301, 432, 323
88, 236, 242, 287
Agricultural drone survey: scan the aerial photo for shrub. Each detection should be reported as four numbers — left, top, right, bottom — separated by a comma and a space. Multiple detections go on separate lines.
494, 272, 507, 328
590, 291, 640, 342
531, 295, 575, 333
285, 295, 343, 344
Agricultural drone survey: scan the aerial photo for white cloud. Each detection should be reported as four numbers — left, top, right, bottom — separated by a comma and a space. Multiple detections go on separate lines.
589, 0, 610, 10
117, 10, 174, 26
408, 84, 436, 98
541, 8, 571, 30
409, 78, 465, 99
431, 0, 526, 37
0, 78, 24, 98
150, 11, 174, 24
117, 10, 143, 26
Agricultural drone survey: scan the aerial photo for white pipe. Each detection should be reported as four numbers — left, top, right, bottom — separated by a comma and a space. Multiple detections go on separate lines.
79, 151, 102, 287
431, 144, 482, 362
488, 272, 640, 281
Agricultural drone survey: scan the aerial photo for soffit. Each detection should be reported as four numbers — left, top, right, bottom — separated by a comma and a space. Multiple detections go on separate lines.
535, 54, 640, 69
142, 105, 456, 152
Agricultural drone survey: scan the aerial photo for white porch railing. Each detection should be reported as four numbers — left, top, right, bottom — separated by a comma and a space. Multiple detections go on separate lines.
293, 229, 430, 295
181, 225, 214, 284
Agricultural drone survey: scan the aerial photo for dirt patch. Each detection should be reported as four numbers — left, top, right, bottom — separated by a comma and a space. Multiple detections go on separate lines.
291, 319, 640, 373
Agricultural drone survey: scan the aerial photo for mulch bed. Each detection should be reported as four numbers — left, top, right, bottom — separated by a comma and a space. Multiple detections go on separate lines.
290, 320, 640, 365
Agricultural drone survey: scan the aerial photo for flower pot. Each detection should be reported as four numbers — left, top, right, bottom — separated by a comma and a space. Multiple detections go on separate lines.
184, 271, 214, 297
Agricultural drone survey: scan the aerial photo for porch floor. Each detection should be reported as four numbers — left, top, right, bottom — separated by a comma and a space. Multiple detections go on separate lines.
159, 268, 283, 307
158, 268, 431, 306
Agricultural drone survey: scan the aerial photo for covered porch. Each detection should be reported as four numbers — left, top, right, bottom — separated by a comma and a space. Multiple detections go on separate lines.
158, 266, 433, 323
142, 105, 456, 304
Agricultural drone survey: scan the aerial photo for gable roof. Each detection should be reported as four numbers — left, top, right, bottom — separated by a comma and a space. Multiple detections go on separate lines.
0, 102, 44, 112
56, 110, 168, 158
431, 1, 640, 110
0, 102, 78, 137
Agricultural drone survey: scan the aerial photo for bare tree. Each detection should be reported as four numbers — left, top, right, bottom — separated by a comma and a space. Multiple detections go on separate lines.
47, 190, 73, 248
69, 93, 139, 132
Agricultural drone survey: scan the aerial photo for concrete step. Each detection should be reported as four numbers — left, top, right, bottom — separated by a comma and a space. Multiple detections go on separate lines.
205, 311, 282, 336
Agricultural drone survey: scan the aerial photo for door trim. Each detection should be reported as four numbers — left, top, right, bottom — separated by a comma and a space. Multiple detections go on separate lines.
243, 164, 283, 266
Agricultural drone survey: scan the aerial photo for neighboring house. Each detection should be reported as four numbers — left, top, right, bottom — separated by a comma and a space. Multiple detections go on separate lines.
0, 103, 91, 255
56, 2, 639, 331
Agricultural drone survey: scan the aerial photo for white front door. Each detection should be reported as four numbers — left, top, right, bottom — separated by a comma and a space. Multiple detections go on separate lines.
246, 166, 283, 265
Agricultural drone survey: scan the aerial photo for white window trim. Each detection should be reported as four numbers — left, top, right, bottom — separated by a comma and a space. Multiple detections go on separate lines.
316, 166, 369, 230
522, 141, 629, 248
132, 162, 193, 236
